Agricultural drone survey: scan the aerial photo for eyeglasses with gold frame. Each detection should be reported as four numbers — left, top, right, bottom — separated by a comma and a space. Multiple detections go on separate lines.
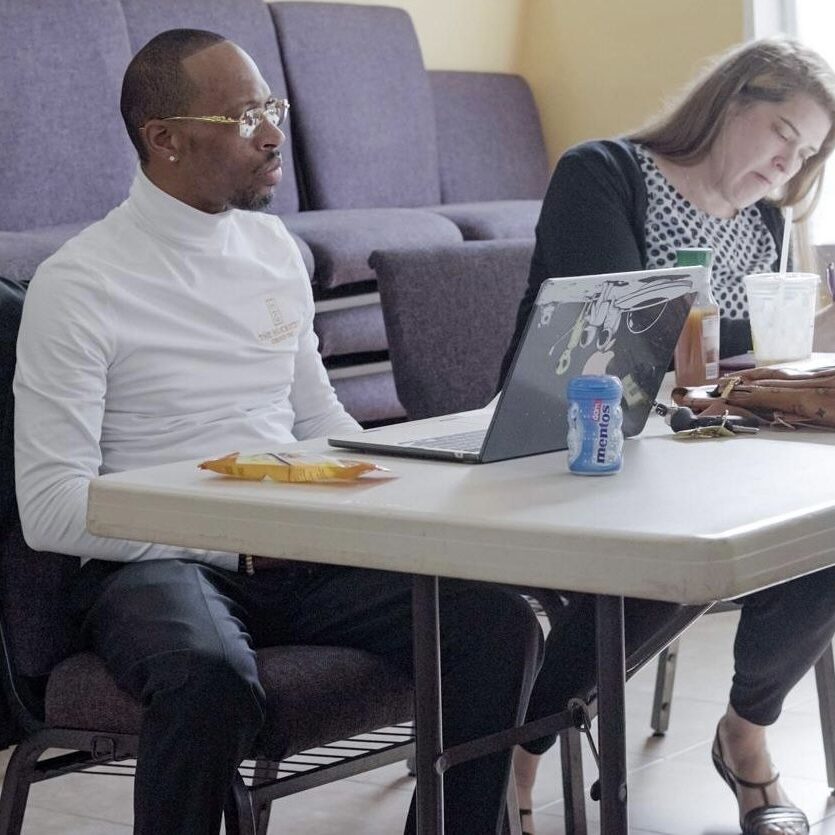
157, 98, 289, 139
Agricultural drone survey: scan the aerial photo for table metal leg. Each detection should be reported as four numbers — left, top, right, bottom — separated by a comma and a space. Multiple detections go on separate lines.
413, 575, 444, 834
596, 594, 628, 833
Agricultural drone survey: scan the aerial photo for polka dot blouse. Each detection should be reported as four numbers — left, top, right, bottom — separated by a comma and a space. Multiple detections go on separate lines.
634, 143, 779, 319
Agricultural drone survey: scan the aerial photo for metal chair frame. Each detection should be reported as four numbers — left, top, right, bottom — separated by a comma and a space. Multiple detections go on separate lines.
0, 722, 415, 835
0, 589, 418, 835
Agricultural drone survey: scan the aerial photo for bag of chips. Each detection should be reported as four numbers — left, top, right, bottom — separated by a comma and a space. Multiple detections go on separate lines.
199, 452, 388, 482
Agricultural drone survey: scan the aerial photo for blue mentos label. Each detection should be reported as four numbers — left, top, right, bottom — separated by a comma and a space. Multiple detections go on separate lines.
566, 375, 624, 476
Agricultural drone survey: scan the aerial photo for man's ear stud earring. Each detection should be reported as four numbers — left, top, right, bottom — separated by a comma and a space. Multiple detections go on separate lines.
168, 155, 177, 162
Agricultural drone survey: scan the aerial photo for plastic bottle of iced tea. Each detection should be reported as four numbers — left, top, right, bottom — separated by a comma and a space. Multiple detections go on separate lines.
673, 248, 720, 387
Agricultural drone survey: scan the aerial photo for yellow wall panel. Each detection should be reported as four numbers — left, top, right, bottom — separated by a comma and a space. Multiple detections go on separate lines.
517, 0, 746, 161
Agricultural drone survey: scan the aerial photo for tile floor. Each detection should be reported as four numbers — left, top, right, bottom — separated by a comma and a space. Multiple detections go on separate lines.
4, 610, 835, 833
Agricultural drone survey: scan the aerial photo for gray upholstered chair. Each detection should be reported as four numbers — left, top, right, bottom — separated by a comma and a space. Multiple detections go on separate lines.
371, 240, 535, 419
0, 276, 415, 834
428, 71, 549, 240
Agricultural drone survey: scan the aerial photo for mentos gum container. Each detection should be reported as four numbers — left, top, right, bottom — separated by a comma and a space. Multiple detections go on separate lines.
566, 375, 624, 476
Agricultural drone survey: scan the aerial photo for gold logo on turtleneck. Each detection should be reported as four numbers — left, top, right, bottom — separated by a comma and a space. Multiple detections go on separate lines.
256, 295, 299, 346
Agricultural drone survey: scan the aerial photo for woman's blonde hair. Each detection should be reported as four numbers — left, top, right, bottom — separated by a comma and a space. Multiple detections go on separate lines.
630, 38, 835, 212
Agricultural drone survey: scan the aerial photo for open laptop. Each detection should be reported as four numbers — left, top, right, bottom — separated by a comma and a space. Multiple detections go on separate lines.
329, 266, 701, 463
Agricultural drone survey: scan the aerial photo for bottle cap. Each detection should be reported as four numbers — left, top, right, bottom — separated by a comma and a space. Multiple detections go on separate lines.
567, 374, 623, 399
676, 248, 713, 268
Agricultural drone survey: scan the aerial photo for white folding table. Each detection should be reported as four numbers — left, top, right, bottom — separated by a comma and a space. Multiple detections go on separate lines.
87, 393, 835, 833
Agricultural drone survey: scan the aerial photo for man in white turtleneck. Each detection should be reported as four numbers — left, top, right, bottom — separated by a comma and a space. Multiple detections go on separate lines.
13, 29, 541, 835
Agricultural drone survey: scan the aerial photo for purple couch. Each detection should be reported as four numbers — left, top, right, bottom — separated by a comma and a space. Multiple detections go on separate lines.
430, 70, 549, 239
0, 0, 135, 283
0, 0, 548, 424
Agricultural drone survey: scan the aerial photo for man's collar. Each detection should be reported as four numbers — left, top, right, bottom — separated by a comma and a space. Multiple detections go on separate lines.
128, 166, 234, 247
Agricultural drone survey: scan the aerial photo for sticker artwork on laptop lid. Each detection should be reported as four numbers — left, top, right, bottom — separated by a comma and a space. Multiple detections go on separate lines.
481, 269, 699, 461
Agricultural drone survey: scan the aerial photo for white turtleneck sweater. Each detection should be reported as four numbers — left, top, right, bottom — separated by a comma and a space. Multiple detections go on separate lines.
14, 169, 360, 569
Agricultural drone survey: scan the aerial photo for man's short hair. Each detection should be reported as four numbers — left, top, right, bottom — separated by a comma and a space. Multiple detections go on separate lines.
121, 28, 227, 164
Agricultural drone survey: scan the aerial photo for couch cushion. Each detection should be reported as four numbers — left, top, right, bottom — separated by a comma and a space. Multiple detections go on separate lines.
315, 302, 387, 359
0, 222, 94, 284
370, 240, 534, 419
270, 2, 441, 210
120, 0, 301, 215
254, 644, 412, 758
431, 200, 541, 241
430, 71, 549, 203
283, 209, 461, 290
45, 646, 413, 760
0, 0, 135, 231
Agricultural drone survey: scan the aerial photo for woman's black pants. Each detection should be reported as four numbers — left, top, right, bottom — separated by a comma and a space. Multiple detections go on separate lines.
522, 565, 835, 754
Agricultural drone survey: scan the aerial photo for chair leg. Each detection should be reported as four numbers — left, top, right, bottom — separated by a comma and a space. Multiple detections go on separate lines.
650, 638, 680, 735
0, 736, 50, 835
814, 641, 835, 792
250, 759, 279, 835
405, 721, 417, 775
560, 728, 587, 835
224, 771, 256, 835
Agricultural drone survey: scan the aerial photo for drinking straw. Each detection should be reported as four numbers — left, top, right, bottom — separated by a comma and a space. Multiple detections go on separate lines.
779, 206, 793, 275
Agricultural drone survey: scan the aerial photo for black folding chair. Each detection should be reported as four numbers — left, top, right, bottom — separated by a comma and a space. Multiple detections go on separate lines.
0, 275, 416, 834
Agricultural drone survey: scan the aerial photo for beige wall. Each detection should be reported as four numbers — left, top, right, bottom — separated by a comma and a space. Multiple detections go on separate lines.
271, 0, 746, 164
517, 0, 747, 162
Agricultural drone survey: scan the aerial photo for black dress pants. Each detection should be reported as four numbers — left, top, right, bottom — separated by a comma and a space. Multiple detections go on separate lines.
731, 565, 835, 724
521, 565, 835, 755
70, 558, 543, 835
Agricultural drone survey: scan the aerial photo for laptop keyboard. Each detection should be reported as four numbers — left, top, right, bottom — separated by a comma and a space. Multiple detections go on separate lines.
398, 429, 486, 453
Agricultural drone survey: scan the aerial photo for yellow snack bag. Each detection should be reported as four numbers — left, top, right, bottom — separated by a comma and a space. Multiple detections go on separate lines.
198, 452, 387, 483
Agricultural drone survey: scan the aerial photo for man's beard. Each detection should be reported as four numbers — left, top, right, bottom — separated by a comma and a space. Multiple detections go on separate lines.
230, 189, 273, 211
230, 151, 281, 211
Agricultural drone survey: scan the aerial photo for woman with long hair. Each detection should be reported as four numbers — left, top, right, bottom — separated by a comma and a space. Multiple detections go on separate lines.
507, 38, 835, 835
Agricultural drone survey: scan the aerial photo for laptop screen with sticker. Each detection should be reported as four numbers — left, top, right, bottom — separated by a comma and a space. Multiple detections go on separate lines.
479, 268, 699, 462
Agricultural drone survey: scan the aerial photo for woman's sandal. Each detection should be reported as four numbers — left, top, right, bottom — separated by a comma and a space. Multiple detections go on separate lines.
519, 807, 534, 835
711, 727, 809, 835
